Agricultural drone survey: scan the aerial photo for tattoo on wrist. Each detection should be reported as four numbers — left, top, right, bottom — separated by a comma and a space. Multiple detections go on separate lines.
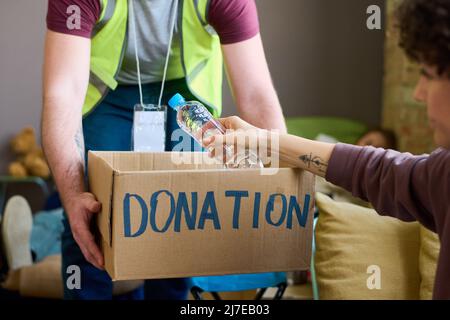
299, 153, 328, 173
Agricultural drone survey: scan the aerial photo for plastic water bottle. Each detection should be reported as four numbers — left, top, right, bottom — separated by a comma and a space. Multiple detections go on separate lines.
168, 93, 263, 169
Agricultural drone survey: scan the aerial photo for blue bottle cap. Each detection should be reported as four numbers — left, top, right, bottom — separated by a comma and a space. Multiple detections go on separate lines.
168, 93, 186, 110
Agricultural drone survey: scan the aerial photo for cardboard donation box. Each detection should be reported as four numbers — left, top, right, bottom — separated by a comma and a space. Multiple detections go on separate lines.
88, 151, 315, 281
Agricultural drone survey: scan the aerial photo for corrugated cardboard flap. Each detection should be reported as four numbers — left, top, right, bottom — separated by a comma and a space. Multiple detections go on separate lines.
93, 151, 224, 172
297, 169, 315, 267
88, 151, 115, 247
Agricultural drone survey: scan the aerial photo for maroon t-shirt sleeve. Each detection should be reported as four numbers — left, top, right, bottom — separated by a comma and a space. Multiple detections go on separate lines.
325, 143, 450, 233
46, 0, 101, 38
208, 0, 260, 44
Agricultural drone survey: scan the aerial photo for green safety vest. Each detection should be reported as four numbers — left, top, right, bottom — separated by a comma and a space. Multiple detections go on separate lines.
84, 0, 223, 117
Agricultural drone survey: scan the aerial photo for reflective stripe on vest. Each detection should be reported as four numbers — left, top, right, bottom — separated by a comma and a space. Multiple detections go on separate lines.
178, 0, 222, 116
92, 0, 116, 38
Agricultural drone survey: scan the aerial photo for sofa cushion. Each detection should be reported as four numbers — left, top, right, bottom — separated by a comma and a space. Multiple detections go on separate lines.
419, 226, 440, 300
14, 255, 143, 299
314, 193, 421, 300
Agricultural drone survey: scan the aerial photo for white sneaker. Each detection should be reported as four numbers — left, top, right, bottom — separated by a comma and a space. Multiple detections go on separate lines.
1, 196, 33, 270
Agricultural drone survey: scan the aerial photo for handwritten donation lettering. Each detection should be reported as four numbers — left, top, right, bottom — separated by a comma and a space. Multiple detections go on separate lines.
123, 190, 311, 236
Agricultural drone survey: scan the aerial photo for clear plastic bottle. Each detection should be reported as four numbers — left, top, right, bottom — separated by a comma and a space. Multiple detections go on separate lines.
168, 93, 262, 169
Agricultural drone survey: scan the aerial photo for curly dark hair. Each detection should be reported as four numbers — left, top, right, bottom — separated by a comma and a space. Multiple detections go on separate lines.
358, 128, 398, 150
395, 0, 450, 77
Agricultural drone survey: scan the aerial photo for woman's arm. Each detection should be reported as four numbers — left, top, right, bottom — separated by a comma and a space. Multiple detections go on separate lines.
206, 116, 441, 232
204, 116, 334, 177
277, 134, 335, 177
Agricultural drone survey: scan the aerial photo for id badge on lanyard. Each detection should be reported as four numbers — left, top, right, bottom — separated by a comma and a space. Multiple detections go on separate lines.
132, 104, 167, 152
129, 0, 178, 153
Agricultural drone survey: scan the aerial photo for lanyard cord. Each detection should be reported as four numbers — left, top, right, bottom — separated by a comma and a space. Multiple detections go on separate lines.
158, 0, 179, 108
129, 0, 179, 108
129, 0, 144, 106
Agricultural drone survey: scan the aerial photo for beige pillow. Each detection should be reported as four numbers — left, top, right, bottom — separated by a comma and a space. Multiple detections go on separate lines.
13, 255, 143, 299
314, 193, 421, 300
419, 226, 440, 300
19, 255, 63, 299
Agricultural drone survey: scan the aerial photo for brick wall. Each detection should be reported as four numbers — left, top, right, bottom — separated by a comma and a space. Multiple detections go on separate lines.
382, 0, 435, 154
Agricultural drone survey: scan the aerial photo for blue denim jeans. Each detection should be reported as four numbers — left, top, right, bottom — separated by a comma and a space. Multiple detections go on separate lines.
30, 208, 64, 262
61, 79, 199, 300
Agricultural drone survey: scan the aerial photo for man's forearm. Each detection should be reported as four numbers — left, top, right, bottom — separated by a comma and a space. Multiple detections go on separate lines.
222, 35, 287, 133
42, 96, 86, 208
237, 91, 287, 133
